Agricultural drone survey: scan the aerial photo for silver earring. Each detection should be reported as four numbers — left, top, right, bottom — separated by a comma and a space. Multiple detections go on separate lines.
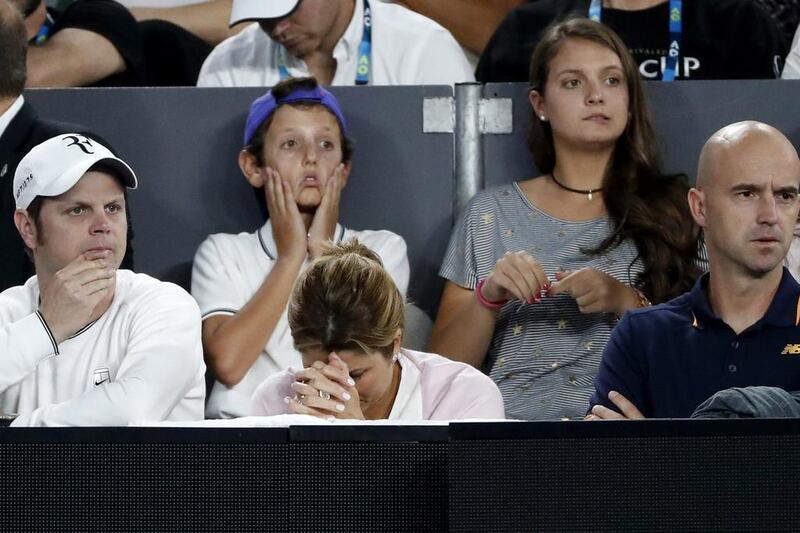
392, 352, 400, 362
539, 115, 547, 121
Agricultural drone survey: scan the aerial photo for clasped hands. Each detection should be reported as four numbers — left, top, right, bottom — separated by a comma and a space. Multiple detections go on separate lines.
479, 251, 640, 317
285, 353, 364, 420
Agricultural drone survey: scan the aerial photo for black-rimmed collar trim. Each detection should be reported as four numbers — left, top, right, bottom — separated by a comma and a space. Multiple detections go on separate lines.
257, 220, 346, 260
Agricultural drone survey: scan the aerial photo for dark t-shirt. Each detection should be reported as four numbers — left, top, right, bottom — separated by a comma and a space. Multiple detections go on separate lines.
44, 0, 145, 86
756, 0, 800, 49
477, 0, 785, 82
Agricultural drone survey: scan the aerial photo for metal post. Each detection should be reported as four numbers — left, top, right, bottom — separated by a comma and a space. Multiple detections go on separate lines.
453, 83, 483, 217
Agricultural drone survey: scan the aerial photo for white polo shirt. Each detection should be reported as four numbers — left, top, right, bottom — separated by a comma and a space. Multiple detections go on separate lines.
197, 0, 475, 87
0, 96, 23, 140
0, 270, 206, 426
782, 25, 800, 79
192, 220, 409, 418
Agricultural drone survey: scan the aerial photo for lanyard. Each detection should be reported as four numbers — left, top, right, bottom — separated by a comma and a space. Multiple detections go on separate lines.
589, 0, 682, 82
278, 0, 372, 85
31, 14, 55, 45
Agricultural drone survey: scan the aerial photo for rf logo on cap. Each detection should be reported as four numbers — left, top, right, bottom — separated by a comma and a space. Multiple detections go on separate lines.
12, 133, 137, 210
62, 135, 95, 155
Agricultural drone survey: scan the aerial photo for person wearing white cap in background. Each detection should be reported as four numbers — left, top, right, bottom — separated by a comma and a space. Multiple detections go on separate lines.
0, 134, 206, 426
196, 0, 475, 87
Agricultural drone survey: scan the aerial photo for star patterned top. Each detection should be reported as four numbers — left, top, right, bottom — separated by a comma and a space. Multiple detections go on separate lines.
440, 182, 644, 420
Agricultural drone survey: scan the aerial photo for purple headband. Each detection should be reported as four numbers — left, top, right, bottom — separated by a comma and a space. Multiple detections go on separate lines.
243, 86, 348, 145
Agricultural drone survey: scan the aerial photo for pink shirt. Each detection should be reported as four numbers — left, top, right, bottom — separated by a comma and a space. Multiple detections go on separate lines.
250, 349, 505, 421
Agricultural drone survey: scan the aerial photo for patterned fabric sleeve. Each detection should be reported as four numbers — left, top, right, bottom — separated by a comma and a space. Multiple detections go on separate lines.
439, 193, 483, 290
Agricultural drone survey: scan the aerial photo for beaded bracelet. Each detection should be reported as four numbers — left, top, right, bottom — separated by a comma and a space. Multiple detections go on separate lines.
475, 279, 509, 310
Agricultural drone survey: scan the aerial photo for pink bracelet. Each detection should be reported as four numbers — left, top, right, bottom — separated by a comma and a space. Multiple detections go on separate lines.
475, 279, 509, 310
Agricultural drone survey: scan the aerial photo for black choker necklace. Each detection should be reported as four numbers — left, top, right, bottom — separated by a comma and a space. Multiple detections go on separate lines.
550, 173, 603, 201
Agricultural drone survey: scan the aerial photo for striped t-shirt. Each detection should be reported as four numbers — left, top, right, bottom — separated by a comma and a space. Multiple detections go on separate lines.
440, 182, 643, 420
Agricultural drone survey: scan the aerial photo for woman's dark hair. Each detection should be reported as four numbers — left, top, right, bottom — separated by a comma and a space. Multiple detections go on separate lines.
528, 17, 700, 302
244, 76, 355, 166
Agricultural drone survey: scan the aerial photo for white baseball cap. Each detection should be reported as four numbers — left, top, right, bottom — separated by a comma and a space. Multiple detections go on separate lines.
230, 0, 300, 26
14, 134, 138, 210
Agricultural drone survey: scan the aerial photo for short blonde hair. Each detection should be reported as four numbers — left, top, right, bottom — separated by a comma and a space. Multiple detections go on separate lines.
288, 240, 404, 357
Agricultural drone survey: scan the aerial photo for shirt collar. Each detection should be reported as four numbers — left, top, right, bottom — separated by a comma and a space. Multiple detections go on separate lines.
388, 350, 424, 419
333, 0, 362, 62
33, 271, 100, 340
257, 219, 346, 260
688, 267, 800, 330
0, 95, 24, 140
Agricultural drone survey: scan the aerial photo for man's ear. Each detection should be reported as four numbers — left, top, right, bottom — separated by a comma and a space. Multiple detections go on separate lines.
239, 149, 266, 188
687, 187, 707, 229
14, 209, 38, 250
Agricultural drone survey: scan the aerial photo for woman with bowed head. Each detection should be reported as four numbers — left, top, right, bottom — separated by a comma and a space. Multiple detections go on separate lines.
429, 17, 702, 420
251, 240, 505, 421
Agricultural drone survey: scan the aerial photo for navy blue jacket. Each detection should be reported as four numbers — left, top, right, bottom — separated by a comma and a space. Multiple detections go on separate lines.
591, 269, 800, 418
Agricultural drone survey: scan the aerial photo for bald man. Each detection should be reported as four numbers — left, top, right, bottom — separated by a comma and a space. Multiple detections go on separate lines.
588, 121, 800, 419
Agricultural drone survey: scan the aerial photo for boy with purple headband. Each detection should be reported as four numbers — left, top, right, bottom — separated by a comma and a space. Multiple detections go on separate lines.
191, 77, 409, 418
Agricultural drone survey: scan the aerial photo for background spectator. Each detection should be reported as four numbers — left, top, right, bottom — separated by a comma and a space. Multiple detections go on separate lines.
197, 0, 475, 87
756, 0, 800, 50
19, 0, 144, 87
478, 0, 785, 82
782, 23, 800, 78
123, 0, 247, 46
393, 0, 524, 66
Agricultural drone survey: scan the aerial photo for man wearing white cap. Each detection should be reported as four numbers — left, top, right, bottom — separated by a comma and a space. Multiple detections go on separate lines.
197, 0, 475, 87
0, 134, 206, 426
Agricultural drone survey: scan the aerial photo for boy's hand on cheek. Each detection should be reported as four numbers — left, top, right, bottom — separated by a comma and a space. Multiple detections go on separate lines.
265, 167, 307, 263
308, 164, 345, 259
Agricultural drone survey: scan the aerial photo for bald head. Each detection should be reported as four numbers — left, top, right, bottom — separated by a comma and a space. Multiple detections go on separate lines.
697, 121, 800, 190
689, 121, 800, 279
0, 0, 27, 99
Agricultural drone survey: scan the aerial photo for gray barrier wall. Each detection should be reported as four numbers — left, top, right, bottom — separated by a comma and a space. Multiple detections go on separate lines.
26, 86, 455, 316
482, 80, 800, 188
25, 80, 800, 318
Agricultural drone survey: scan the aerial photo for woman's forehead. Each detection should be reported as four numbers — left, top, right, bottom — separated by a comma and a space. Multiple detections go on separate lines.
549, 38, 622, 72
